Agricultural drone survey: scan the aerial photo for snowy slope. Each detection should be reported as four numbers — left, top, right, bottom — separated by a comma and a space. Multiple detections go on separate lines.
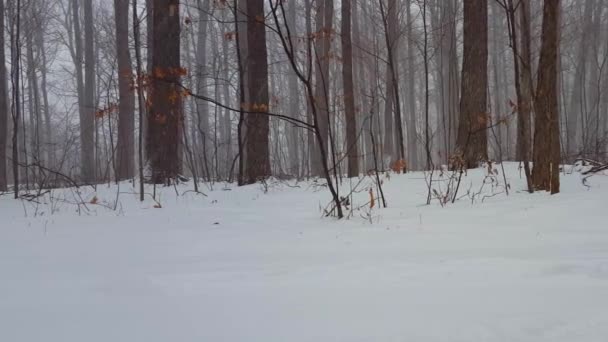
1, 164, 608, 342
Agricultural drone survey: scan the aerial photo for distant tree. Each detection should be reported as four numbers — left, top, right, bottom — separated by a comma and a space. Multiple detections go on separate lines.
379, 0, 405, 169
456, 0, 488, 168
82, 0, 96, 182
532, 0, 561, 194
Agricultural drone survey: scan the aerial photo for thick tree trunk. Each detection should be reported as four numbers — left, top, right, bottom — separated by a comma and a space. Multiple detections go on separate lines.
532, 0, 561, 194
244, 0, 270, 183
342, 0, 359, 178
312, 0, 333, 176
147, 0, 182, 183
456, 0, 488, 168
0, 0, 7, 191
115, 0, 135, 180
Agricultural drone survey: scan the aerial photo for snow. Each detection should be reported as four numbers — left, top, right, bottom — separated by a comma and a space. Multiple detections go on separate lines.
1, 163, 608, 342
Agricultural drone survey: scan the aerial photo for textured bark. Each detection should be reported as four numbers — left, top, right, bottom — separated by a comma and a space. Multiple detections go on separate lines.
0, 0, 7, 191
342, 0, 359, 177
244, 0, 270, 183
532, 0, 561, 194
312, 0, 334, 176
286, 0, 300, 176
405, 0, 419, 170
115, 0, 135, 180
147, 0, 182, 182
456, 0, 488, 168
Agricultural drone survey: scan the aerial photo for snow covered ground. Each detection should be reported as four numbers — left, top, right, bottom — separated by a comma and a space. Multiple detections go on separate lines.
2, 163, 608, 342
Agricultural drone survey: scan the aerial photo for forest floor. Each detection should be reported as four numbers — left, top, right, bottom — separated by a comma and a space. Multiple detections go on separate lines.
1, 163, 608, 341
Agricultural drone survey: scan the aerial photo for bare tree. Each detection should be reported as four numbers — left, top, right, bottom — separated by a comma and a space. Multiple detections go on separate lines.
379, 0, 405, 169
312, 0, 334, 176
147, 0, 182, 183
405, 0, 419, 170
532, 0, 561, 194
456, 0, 489, 168
342, 0, 359, 177
244, 0, 271, 183
0, 0, 8, 191
115, 0, 135, 180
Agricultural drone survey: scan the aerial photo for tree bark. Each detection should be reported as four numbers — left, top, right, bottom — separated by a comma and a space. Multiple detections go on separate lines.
244, 0, 271, 183
147, 0, 182, 183
0, 0, 7, 191
532, 0, 561, 194
342, 0, 359, 177
312, 0, 334, 176
456, 0, 488, 168
115, 0, 135, 180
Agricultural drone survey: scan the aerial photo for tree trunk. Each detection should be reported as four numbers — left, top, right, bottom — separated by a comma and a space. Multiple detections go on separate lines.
10, 0, 22, 197
518, 0, 533, 165
0, 0, 7, 191
532, 0, 561, 194
115, 0, 135, 180
35, 16, 53, 170
286, 0, 300, 177
342, 0, 359, 177
244, 0, 270, 183
405, 0, 419, 170
147, 0, 182, 183
195, 0, 211, 180
312, 0, 334, 176
456, 0, 488, 168
81, 0, 95, 182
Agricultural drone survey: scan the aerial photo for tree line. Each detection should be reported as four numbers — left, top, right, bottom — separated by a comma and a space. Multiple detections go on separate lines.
0, 0, 602, 214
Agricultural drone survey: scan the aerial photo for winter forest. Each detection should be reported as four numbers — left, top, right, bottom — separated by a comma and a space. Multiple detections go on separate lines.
2, 0, 608, 341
